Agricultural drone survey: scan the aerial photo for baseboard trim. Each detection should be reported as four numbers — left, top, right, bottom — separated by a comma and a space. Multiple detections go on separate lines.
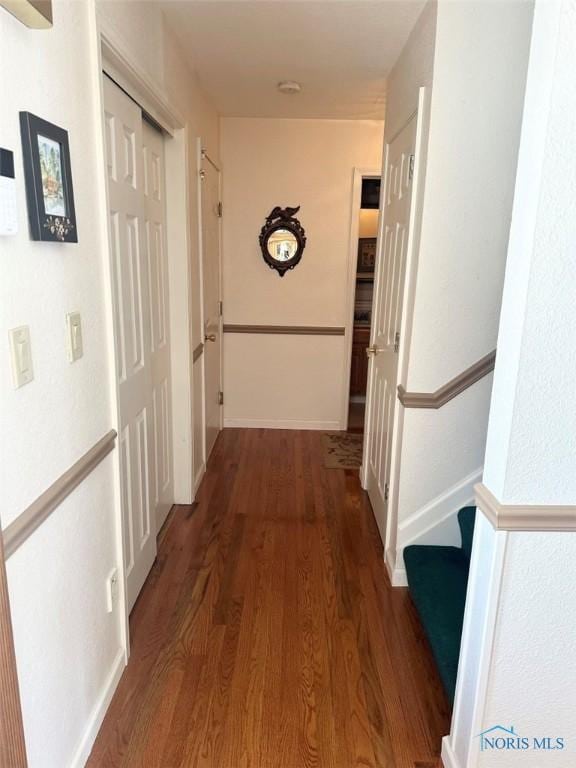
441, 737, 461, 768
385, 547, 408, 587
223, 418, 342, 431
193, 463, 206, 497
69, 648, 125, 768
398, 467, 482, 548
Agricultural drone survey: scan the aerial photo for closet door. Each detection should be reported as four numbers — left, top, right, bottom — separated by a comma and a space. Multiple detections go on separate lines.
142, 120, 174, 531
103, 77, 156, 611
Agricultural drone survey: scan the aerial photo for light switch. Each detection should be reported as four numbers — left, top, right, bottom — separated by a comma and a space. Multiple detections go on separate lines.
9, 326, 33, 388
66, 312, 83, 362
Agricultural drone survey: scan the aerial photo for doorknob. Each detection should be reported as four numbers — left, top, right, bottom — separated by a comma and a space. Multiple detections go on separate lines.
366, 345, 381, 358
205, 333, 216, 342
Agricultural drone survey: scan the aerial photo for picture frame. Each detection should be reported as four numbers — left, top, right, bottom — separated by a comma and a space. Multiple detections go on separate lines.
357, 237, 376, 272
19, 111, 78, 242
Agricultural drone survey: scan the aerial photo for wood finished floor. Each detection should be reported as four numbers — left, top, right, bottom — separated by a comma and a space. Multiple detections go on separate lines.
88, 429, 449, 768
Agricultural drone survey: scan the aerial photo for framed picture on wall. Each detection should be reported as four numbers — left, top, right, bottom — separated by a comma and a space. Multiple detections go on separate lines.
19, 112, 78, 242
357, 237, 376, 272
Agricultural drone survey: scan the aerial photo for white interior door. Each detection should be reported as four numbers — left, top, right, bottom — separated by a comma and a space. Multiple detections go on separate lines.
103, 76, 158, 611
142, 120, 174, 532
364, 114, 417, 542
199, 152, 222, 460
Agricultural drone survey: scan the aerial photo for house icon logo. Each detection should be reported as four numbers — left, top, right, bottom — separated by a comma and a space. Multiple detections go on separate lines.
477, 725, 520, 752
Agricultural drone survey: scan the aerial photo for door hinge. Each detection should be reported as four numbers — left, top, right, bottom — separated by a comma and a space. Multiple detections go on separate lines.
218, 391, 224, 406
384, 483, 389, 501
408, 154, 415, 181
218, 201, 223, 218
219, 300, 223, 316
394, 331, 400, 353
199, 169, 206, 181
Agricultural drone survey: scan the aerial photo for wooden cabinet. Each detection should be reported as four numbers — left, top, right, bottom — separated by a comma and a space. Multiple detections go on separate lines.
350, 326, 370, 396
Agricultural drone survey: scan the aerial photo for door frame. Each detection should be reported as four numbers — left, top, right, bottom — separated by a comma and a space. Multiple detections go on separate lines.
341, 167, 382, 430
95, 18, 192, 655
196, 138, 223, 466
362, 87, 430, 559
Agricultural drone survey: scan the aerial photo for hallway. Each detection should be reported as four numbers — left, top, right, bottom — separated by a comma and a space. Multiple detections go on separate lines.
88, 429, 449, 768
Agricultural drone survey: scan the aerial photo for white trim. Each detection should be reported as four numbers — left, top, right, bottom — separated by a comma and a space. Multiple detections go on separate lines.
193, 462, 206, 498
197, 138, 224, 461
69, 649, 125, 768
382, 86, 430, 554
397, 466, 482, 547
98, 15, 184, 134
384, 547, 408, 587
441, 737, 461, 768
166, 125, 194, 504
360, 157, 388, 489
196, 140, 207, 468
341, 167, 381, 431
362, 87, 430, 533
89, 5, 130, 661
97, 17, 193, 652
447, 516, 508, 768
224, 418, 342, 431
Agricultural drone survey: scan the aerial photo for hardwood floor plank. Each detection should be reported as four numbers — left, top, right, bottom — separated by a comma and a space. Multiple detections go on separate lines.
88, 429, 450, 768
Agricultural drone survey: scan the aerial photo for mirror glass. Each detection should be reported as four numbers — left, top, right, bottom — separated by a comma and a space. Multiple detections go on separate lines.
266, 228, 298, 262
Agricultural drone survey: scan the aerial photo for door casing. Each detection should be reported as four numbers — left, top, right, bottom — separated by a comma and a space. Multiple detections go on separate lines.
197, 139, 223, 465
362, 87, 431, 563
97, 20, 192, 654
342, 167, 382, 431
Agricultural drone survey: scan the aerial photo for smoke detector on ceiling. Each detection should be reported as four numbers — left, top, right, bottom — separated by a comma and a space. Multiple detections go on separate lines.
277, 80, 302, 95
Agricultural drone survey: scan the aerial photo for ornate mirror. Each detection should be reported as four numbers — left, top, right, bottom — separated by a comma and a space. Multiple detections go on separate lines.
259, 205, 306, 277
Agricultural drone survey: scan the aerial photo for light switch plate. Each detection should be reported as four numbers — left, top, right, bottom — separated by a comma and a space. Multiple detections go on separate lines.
66, 311, 83, 362
9, 326, 33, 388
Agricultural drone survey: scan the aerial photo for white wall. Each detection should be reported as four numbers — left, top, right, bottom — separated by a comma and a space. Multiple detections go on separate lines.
221, 117, 383, 428
384, 0, 437, 143
0, 2, 122, 765
387, 0, 533, 571
446, 4, 576, 764
0, 1, 220, 765
97, 0, 220, 492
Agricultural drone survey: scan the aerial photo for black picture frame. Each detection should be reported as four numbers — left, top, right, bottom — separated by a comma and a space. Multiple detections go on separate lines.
357, 238, 376, 272
19, 111, 78, 242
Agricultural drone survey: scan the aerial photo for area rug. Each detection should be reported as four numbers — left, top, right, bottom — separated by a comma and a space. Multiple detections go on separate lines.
322, 432, 363, 469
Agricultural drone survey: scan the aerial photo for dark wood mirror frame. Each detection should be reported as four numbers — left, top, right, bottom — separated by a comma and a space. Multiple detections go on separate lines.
259, 205, 306, 277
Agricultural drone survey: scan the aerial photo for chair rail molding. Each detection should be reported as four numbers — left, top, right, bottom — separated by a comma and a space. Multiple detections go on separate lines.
398, 350, 496, 409
475, 483, 576, 531
223, 324, 345, 336
0, 532, 27, 767
3, 430, 117, 558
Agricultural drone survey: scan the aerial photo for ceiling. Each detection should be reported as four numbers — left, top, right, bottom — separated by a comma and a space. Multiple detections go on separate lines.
161, 1, 424, 120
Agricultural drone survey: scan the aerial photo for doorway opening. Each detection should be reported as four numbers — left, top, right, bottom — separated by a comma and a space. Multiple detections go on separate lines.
347, 177, 380, 434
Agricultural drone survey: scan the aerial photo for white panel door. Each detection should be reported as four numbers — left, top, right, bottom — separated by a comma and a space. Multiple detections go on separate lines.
199, 155, 222, 460
365, 114, 417, 542
142, 120, 174, 532
103, 77, 156, 611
